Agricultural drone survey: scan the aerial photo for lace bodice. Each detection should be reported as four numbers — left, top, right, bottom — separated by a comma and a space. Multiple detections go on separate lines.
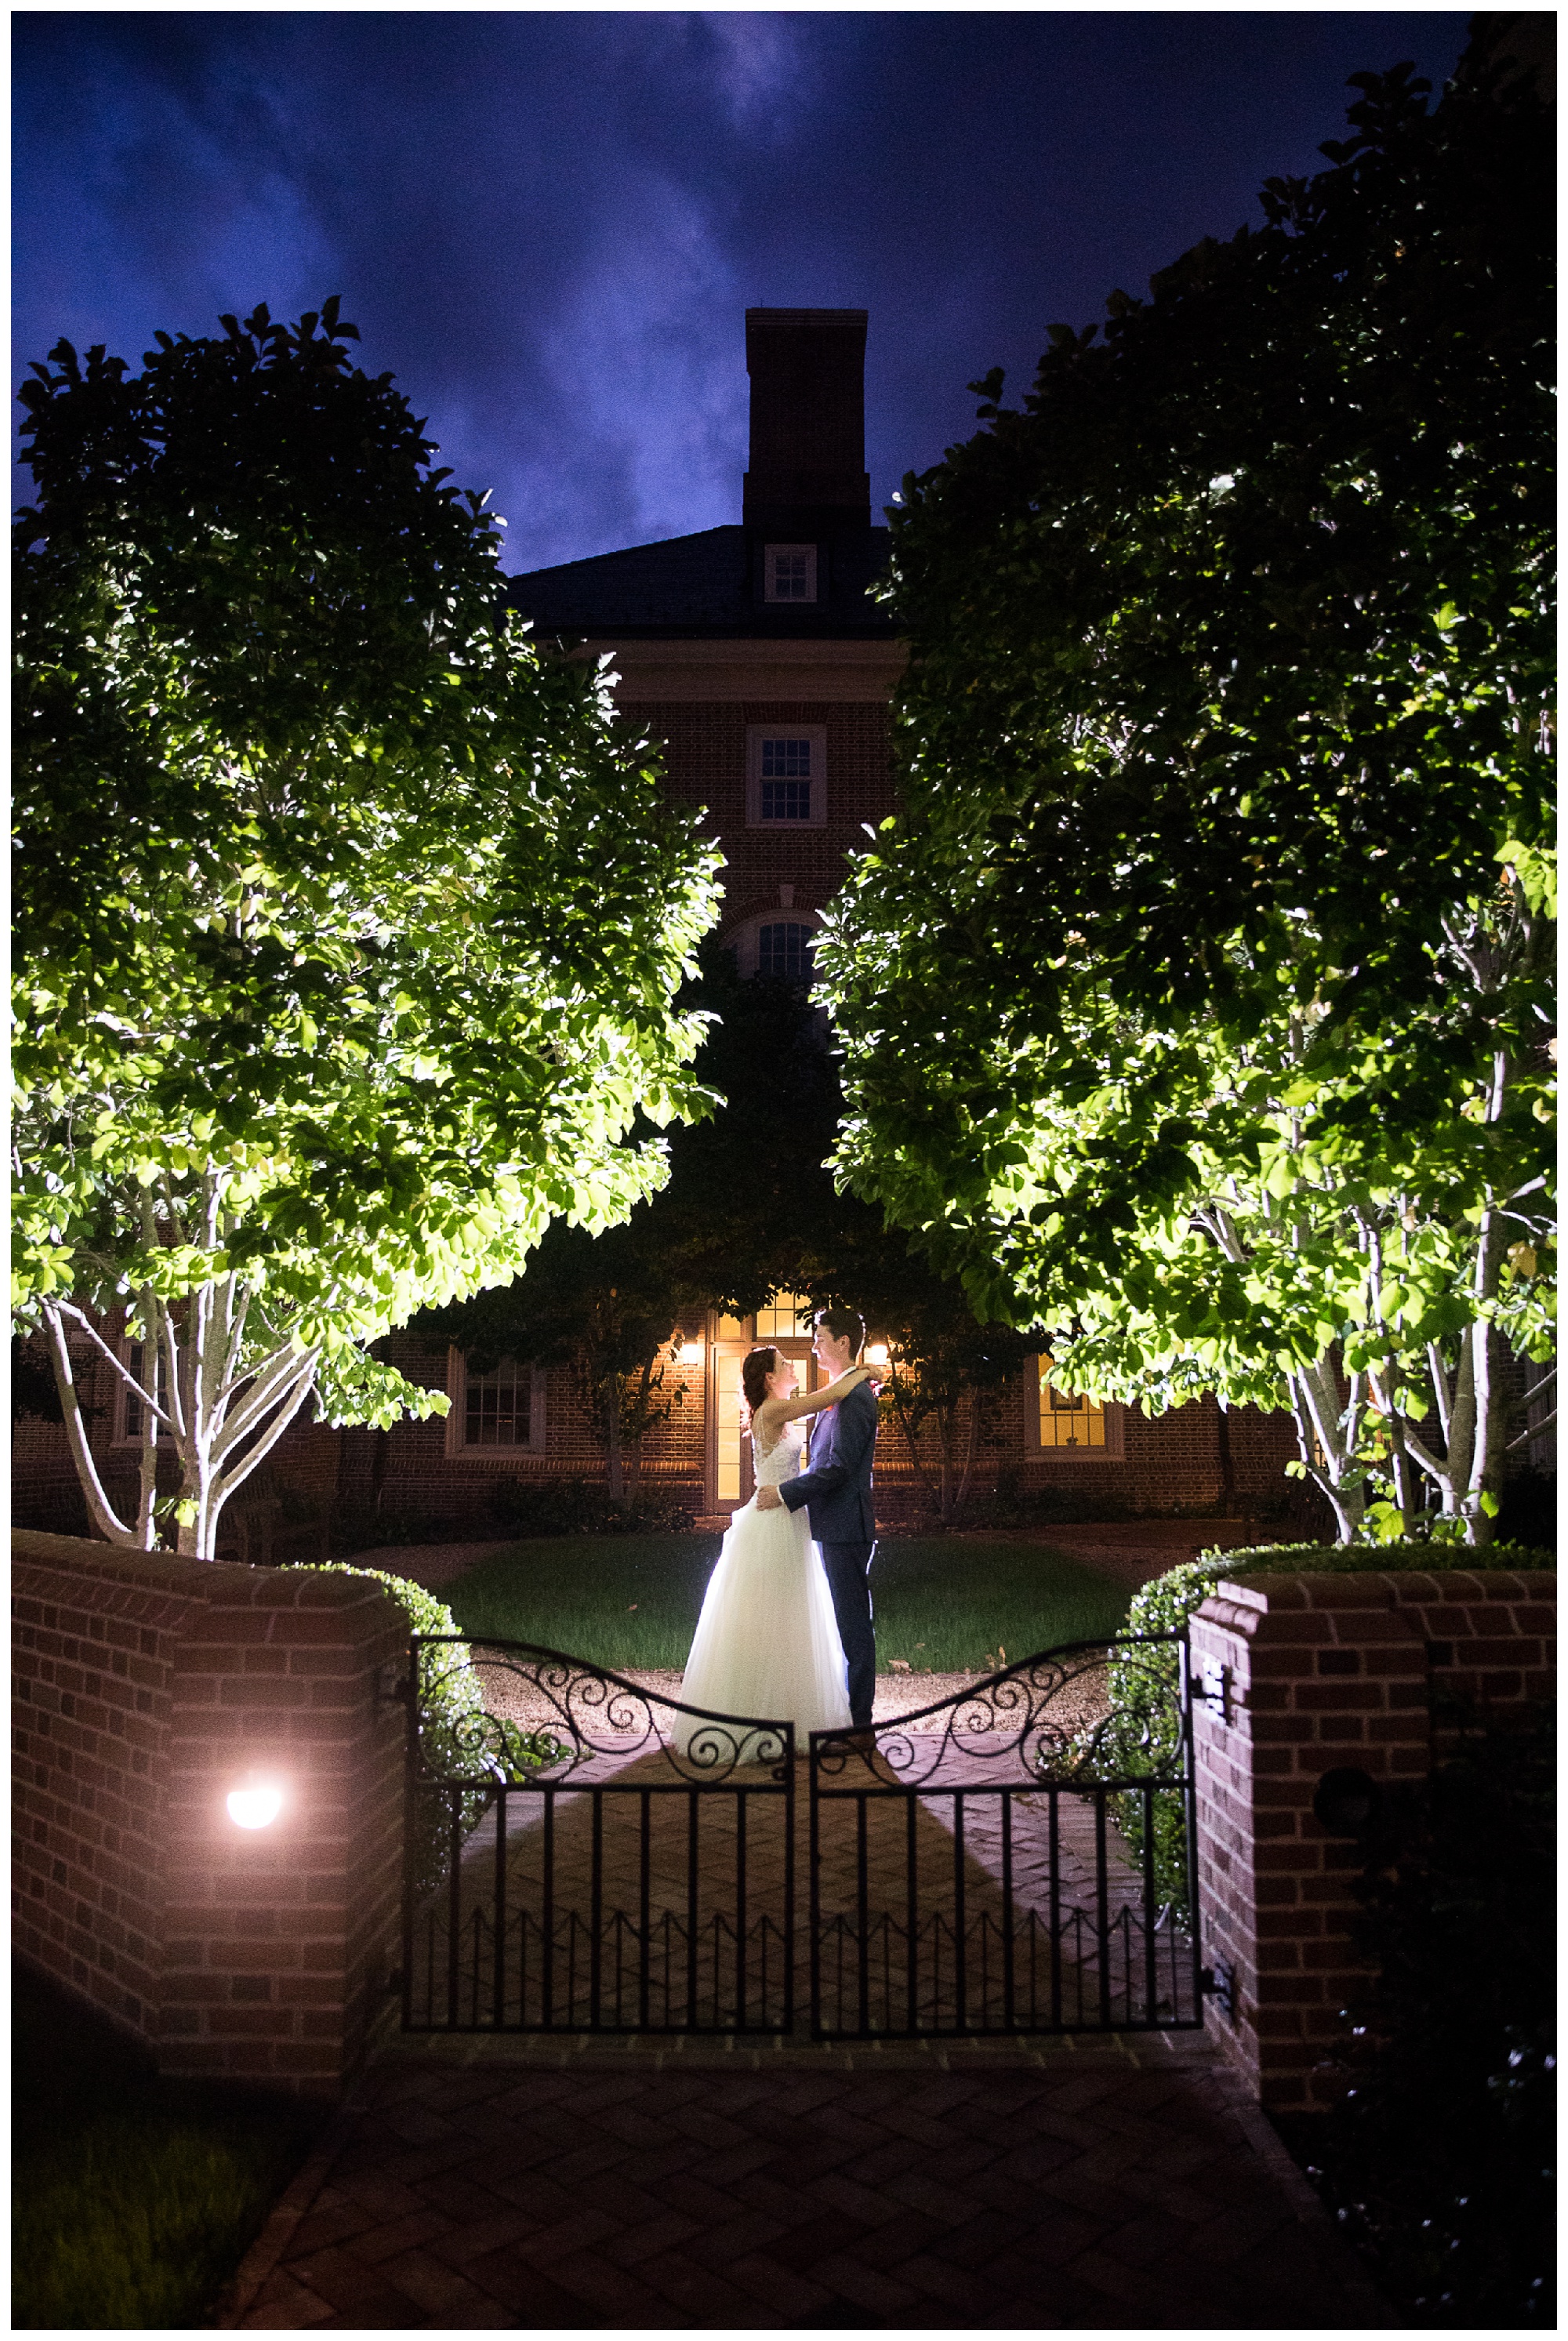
752, 1419, 807, 1486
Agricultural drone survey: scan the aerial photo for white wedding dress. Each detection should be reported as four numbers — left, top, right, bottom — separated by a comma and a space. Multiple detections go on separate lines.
670, 1421, 852, 1756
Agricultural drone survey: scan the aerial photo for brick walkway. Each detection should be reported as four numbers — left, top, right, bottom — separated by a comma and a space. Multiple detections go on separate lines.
222, 2034, 1390, 2329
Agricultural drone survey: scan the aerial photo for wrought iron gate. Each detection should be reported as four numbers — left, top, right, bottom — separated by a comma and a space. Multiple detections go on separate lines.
808, 1633, 1203, 2037
401, 1630, 1202, 2041
402, 1637, 794, 2034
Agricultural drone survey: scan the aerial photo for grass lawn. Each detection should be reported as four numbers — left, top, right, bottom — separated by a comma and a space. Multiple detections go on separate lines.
442, 1533, 1131, 1675
12, 1960, 325, 2330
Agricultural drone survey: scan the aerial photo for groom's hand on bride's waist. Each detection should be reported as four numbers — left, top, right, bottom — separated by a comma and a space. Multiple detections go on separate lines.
755, 1486, 783, 1510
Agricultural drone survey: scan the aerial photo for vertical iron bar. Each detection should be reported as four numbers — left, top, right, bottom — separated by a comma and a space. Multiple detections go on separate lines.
855, 1795, 870, 2036
808, 1743, 822, 2038
906, 1791, 919, 2035
1142, 1784, 1158, 2025
445, 1788, 462, 2029
1095, 1788, 1112, 2029
782, 1728, 796, 2037
590, 1790, 604, 2029
492, 1790, 507, 2028
1180, 1631, 1204, 2026
735, 1790, 748, 2027
1000, 1793, 1015, 2031
541, 1789, 556, 2029
638, 1789, 652, 2031
687, 1790, 699, 2031
401, 1639, 419, 2034
952, 1793, 967, 2034
1048, 1789, 1062, 2029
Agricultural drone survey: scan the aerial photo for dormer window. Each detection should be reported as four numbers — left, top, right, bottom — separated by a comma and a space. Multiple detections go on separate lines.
747, 724, 826, 828
764, 543, 817, 603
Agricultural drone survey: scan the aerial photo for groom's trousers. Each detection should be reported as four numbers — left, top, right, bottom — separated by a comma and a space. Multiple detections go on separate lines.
819, 1540, 877, 1728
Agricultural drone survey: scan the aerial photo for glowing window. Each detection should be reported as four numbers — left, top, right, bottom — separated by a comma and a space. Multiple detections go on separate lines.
1038, 1366, 1107, 1449
755, 1292, 812, 1340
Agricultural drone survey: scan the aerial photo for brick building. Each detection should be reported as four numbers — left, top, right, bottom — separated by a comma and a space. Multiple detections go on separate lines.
337, 307, 1297, 1533
12, 307, 1299, 1544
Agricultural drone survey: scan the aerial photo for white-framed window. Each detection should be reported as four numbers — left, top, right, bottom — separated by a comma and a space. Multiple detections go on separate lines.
114, 1335, 165, 1446
746, 724, 826, 829
445, 1350, 546, 1459
1025, 1358, 1124, 1460
763, 543, 817, 604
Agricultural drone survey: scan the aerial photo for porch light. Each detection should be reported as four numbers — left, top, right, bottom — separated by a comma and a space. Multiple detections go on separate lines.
864, 1343, 890, 1365
678, 1342, 702, 1365
226, 1773, 285, 1831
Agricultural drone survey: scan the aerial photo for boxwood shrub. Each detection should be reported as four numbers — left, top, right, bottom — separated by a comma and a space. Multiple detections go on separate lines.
1101, 1541, 1555, 1917
287, 1562, 557, 1898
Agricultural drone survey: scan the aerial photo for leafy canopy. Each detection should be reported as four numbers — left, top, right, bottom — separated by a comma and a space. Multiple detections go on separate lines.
12, 300, 720, 1541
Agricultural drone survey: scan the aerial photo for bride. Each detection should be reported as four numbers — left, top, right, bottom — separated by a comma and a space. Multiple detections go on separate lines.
670, 1345, 878, 1757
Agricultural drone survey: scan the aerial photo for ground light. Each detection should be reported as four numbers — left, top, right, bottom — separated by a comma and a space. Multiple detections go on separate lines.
226, 1773, 285, 1830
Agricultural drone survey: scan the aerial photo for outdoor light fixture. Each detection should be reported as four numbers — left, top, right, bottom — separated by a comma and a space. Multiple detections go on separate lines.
677, 1342, 702, 1365
226, 1773, 285, 1831
865, 1344, 890, 1365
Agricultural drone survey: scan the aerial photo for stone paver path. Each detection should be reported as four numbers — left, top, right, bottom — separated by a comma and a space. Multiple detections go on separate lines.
223, 2034, 1391, 2329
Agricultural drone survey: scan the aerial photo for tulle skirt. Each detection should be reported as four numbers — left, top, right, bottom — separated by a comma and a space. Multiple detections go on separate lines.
671, 1495, 851, 1757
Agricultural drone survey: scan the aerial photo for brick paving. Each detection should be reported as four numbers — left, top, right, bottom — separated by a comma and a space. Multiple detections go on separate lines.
222, 2032, 1390, 2329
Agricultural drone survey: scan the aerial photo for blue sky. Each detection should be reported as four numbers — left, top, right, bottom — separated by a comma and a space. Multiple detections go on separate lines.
14, 10, 1471, 573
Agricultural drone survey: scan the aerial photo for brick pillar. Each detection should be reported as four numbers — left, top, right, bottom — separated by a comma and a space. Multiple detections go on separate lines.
1190, 1573, 1430, 2112
13, 1531, 406, 2098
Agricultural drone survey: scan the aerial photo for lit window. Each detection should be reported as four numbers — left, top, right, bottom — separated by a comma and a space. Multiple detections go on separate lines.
1038, 1363, 1107, 1450
757, 922, 815, 981
764, 543, 817, 603
755, 1291, 812, 1340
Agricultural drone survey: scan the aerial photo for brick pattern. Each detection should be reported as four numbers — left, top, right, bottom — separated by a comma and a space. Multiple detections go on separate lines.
225, 2040, 1389, 2329
12, 1530, 408, 2096
1191, 1569, 1556, 2113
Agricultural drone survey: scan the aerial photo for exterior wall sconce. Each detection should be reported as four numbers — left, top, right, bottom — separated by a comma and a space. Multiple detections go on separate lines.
226, 1773, 285, 1831
864, 1343, 890, 1366
677, 1342, 702, 1365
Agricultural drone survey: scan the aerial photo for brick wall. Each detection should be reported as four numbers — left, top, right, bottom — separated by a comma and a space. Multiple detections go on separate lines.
1192, 1567, 1556, 2111
13, 1530, 407, 2097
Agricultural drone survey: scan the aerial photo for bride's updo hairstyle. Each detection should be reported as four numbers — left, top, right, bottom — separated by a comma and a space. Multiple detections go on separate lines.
740, 1346, 778, 1421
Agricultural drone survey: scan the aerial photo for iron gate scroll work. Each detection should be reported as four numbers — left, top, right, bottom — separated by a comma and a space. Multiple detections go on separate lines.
808, 1633, 1203, 2038
403, 1637, 795, 2035
401, 1631, 1203, 2042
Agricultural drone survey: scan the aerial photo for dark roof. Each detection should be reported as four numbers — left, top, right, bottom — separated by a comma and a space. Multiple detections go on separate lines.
505, 524, 897, 641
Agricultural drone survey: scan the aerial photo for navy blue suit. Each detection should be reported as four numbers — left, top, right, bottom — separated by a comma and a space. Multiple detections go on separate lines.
779, 1380, 879, 1726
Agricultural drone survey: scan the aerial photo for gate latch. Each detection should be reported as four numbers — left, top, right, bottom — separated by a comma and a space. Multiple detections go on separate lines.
1200, 1959, 1236, 2020
1195, 1658, 1232, 1725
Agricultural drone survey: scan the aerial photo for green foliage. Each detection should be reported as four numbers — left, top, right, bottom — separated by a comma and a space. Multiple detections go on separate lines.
1098, 1537, 1554, 1912
12, 1961, 322, 2329
1286, 1705, 1555, 2326
13, 299, 720, 1555
819, 60, 1555, 1545
289, 1562, 555, 1895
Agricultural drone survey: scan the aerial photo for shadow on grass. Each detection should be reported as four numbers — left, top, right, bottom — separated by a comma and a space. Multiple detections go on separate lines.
12, 1960, 325, 2330
441, 1531, 1131, 1674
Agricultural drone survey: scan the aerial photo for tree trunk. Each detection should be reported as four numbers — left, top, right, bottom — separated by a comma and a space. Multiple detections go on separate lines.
953, 1392, 982, 1524
603, 1373, 626, 1506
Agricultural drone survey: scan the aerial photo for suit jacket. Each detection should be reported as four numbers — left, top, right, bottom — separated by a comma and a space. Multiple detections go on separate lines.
779, 1378, 878, 1543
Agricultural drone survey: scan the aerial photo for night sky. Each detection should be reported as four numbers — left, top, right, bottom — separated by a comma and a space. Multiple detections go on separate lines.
14, 10, 1471, 575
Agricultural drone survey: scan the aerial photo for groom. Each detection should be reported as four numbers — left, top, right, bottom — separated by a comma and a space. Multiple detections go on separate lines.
755, 1304, 879, 1738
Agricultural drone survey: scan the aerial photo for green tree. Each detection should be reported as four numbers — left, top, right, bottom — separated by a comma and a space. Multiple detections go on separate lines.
12, 300, 720, 1556
818, 60, 1555, 1542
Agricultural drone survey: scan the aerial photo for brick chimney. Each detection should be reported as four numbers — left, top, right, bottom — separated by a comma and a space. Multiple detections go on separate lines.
742, 307, 871, 534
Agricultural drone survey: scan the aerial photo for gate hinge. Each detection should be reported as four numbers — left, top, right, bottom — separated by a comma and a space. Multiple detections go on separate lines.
1200, 1960, 1236, 2020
